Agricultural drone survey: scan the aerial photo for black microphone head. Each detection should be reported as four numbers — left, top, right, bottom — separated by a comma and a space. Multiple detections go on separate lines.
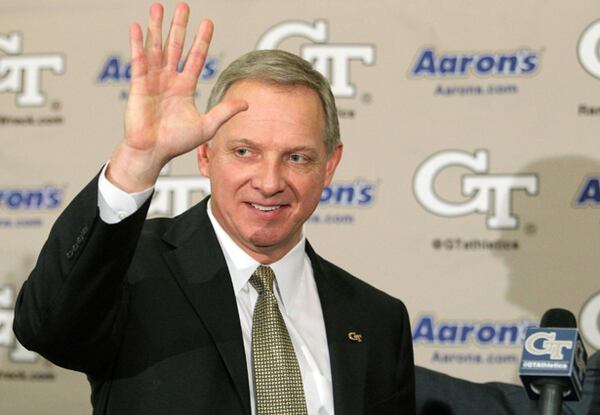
540, 308, 577, 328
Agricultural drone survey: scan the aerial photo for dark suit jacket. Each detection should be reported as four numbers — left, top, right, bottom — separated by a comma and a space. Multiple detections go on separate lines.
13, 175, 416, 415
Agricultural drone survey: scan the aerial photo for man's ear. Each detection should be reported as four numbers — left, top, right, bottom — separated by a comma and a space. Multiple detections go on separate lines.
197, 143, 210, 177
324, 143, 343, 187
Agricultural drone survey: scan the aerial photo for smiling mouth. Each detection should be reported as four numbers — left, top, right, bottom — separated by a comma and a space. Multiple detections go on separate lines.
251, 203, 281, 212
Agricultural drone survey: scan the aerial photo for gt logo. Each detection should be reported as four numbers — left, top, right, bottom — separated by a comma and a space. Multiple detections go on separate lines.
580, 291, 600, 349
0, 285, 37, 363
524, 331, 573, 360
413, 150, 538, 229
0, 32, 65, 107
578, 20, 600, 79
256, 20, 375, 98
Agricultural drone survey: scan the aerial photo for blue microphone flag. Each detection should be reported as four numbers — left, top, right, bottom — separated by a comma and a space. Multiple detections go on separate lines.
519, 327, 587, 401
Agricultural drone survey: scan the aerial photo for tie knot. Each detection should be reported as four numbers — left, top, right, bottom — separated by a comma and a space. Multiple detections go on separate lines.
249, 265, 276, 295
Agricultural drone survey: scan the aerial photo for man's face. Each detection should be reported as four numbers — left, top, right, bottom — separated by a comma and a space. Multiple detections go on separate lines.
197, 80, 342, 263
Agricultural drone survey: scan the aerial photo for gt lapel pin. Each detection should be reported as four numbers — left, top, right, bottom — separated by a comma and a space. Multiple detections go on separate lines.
348, 331, 363, 342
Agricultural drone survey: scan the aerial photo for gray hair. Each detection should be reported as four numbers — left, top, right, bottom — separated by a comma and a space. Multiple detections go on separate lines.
206, 49, 340, 155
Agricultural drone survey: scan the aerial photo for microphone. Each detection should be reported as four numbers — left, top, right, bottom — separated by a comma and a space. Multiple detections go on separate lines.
519, 308, 587, 415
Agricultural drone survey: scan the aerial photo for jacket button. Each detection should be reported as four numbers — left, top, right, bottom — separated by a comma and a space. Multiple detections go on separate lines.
81, 226, 88, 235
66, 250, 74, 259
76, 235, 84, 244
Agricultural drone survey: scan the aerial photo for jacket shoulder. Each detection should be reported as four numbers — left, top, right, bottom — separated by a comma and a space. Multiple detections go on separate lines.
310, 248, 409, 316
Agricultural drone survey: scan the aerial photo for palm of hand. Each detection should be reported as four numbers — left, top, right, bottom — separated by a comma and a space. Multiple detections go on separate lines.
108, 2, 247, 192
125, 69, 202, 161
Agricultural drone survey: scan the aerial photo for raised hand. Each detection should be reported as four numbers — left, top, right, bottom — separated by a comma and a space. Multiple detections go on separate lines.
107, 2, 247, 192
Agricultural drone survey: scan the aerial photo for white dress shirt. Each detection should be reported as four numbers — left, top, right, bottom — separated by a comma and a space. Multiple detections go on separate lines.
97, 165, 334, 415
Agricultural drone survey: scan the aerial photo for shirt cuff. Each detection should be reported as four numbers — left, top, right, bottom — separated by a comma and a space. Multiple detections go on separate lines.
97, 162, 154, 224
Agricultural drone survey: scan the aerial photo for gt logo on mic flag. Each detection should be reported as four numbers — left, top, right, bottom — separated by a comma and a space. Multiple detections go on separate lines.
519, 327, 587, 401
524, 331, 574, 360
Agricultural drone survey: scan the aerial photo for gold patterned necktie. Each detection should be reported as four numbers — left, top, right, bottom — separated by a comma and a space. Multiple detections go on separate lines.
249, 265, 308, 415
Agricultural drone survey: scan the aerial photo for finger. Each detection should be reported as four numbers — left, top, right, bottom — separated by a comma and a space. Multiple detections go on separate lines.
144, 3, 164, 71
201, 99, 249, 139
182, 19, 213, 80
129, 23, 146, 80
163, 2, 190, 71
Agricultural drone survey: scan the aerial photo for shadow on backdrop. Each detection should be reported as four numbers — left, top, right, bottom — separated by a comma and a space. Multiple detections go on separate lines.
494, 156, 600, 353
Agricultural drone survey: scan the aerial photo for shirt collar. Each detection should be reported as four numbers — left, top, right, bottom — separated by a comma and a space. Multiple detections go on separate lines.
206, 199, 306, 311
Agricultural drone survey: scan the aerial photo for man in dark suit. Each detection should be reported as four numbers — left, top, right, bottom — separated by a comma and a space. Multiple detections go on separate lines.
13, 2, 415, 414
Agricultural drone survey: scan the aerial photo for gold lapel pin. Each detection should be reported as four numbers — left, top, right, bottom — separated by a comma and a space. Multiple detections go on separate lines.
348, 331, 363, 342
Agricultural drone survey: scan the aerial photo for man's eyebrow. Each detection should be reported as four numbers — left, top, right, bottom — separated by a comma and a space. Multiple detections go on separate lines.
226, 139, 320, 154
287, 145, 319, 155
227, 138, 256, 146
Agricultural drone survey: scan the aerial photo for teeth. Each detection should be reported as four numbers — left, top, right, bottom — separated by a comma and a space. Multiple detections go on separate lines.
251, 203, 281, 212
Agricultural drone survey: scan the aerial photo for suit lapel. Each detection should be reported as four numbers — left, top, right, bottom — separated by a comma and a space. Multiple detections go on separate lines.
307, 243, 369, 415
161, 199, 251, 415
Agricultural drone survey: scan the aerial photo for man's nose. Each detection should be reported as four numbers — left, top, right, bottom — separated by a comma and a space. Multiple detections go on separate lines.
251, 158, 285, 196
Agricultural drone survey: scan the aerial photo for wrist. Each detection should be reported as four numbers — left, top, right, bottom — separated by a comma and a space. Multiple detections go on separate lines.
107, 144, 165, 193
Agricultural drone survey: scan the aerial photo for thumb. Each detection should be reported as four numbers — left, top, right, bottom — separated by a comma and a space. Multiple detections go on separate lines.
200, 99, 248, 140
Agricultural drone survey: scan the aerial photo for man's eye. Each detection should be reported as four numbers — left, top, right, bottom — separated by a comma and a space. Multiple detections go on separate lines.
289, 154, 307, 163
235, 148, 250, 157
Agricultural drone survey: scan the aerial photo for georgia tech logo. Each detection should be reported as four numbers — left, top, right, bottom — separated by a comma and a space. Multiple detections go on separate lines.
148, 164, 211, 218
580, 291, 600, 349
524, 331, 573, 360
578, 20, 600, 79
347, 331, 363, 342
413, 150, 538, 229
0, 285, 37, 362
0, 32, 65, 107
256, 20, 375, 98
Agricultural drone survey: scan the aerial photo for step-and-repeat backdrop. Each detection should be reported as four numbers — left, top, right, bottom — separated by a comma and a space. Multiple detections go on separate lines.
2, 0, 599, 413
